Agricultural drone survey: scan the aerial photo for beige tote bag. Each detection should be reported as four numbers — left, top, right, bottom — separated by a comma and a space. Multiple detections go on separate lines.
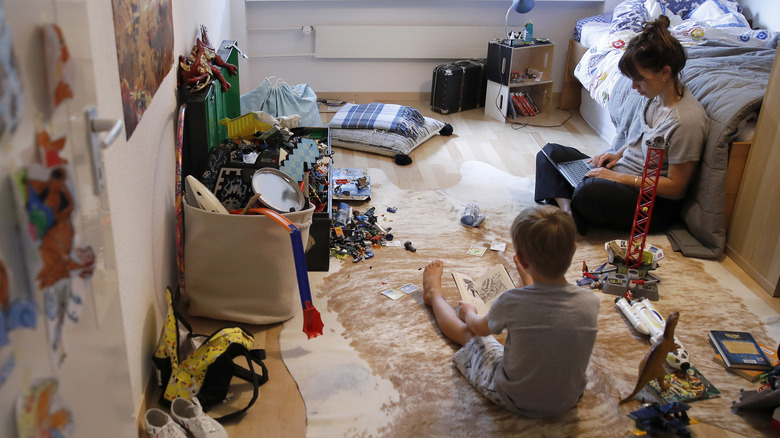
183, 200, 314, 324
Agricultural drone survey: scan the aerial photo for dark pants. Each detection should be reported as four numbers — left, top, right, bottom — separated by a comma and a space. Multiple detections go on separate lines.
534, 143, 681, 235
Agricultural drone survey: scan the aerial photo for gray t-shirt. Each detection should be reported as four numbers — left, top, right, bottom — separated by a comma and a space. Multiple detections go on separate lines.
611, 86, 708, 200
486, 282, 600, 417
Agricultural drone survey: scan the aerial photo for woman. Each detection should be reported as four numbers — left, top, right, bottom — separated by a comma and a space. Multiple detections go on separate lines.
535, 15, 708, 235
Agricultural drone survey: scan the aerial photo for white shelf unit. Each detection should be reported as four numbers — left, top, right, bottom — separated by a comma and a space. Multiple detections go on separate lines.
484, 40, 554, 122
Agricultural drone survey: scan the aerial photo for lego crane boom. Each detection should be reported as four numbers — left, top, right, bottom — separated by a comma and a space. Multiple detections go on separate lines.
626, 137, 666, 269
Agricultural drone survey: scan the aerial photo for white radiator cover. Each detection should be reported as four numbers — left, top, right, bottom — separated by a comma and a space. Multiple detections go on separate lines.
314, 25, 504, 59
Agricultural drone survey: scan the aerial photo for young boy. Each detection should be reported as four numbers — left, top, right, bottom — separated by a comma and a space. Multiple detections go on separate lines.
422, 205, 600, 417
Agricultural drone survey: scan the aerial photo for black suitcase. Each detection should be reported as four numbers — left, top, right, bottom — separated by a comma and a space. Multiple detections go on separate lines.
431, 59, 487, 114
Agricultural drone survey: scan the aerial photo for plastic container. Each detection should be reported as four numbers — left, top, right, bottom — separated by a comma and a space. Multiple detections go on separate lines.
219, 111, 274, 140
460, 203, 486, 227
334, 202, 350, 227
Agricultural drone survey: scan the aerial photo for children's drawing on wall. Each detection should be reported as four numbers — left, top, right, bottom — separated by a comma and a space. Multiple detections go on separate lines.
0, 241, 38, 349
0, 255, 8, 346
111, 0, 174, 140
12, 164, 93, 368
0, 350, 15, 389
15, 378, 74, 438
40, 23, 74, 119
0, 0, 25, 149
36, 125, 68, 168
21, 167, 94, 289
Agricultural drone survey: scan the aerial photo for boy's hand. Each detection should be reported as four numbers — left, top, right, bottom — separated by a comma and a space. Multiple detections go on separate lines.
514, 254, 533, 286
459, 302, 491, 336
458, 302, 477, 321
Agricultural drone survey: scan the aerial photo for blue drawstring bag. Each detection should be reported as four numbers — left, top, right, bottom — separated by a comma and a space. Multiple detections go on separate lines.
240, 76, 323, 127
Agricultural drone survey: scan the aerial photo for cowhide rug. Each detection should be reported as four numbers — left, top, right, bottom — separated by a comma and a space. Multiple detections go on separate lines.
280, 161, 780, 437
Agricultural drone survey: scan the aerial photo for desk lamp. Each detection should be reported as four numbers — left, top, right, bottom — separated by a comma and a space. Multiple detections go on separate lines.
505, 0, 535, 43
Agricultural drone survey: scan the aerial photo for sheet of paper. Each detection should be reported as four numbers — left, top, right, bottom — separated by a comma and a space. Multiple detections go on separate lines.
490, 242, 506, 252
381, 289, 405, 300
399, 283, 419, 294
467, 245, 487, 257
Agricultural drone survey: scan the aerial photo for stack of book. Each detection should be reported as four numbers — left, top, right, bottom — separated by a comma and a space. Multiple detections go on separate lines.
709, 330, 778, 381
508, 91, 540, 118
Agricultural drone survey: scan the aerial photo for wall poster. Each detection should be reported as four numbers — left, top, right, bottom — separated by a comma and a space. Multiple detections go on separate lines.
110, 0, 174, 139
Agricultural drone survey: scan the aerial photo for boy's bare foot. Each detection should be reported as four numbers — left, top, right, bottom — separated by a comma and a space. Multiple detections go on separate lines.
422, 260, 445, 306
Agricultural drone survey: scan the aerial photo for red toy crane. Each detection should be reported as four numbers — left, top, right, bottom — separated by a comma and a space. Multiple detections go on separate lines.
600, 136, 668, 299
626, 136, 666, 269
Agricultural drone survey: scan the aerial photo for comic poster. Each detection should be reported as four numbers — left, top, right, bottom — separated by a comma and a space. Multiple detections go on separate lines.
110, 0, 174, 139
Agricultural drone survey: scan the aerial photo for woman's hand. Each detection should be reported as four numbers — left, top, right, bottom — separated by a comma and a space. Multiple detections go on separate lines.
588, 152, 621, 168
585, 166, 623, 182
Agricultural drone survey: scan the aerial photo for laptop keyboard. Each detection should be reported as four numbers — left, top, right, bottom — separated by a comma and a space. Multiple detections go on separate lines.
558, 160, 593, 186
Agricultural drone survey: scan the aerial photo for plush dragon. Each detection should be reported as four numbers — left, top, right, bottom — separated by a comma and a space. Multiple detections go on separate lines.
177, 25, 237, 93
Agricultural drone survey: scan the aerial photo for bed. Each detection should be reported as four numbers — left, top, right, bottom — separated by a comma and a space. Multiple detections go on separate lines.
562, 0, 778, 258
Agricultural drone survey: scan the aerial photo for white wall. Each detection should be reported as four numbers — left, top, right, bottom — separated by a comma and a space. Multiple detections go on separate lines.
739, 0, 780, 32
91, 0, 242, 410
241, 1, 607, 94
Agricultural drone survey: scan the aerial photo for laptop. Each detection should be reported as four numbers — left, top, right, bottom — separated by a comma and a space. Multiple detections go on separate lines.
530, 134, 594, 187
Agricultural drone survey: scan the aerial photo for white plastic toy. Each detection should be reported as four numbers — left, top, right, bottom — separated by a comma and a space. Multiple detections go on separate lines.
615, 296, 690, 370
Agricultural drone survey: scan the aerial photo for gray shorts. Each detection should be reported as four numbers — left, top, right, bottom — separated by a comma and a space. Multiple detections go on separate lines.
452, 336, 515, 412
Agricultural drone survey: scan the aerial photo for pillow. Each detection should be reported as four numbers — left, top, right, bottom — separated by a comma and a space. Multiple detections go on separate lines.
656, 0, 700, 18
609, 0, 649, 34
686, 0, 749, 27
574, 13, 612, 42
330, 117, 446, 158
328, 103, 426, 139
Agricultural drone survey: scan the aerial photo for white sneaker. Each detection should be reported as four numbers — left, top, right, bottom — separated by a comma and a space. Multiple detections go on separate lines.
170, 397, 228, 438
146, 408, 188, 438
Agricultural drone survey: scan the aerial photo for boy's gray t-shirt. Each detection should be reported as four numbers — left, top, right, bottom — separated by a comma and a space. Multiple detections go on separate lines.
487, 283, 600, 417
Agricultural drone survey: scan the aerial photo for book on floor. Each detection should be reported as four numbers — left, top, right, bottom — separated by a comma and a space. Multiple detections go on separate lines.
708, 330, 774, 371
713, 342, 779, 381
451, 264, 515, 316
331, 168, 371, 201
646, 366, 721, 404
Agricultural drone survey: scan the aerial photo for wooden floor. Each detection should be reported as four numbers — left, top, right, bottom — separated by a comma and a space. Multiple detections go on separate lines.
141, 95, 777, 437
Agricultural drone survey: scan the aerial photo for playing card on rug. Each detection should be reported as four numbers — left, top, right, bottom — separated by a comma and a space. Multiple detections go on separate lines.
490, 242, 506, 252
381, 289, 405, 300
467, 245, 487, 257
399, 283, 419, 294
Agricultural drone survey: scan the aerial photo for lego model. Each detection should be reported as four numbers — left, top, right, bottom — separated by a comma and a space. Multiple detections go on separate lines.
615, 295, 690, 370
628, 401, 694, 437
602, 136, 667, 300
577, 261, 614, 289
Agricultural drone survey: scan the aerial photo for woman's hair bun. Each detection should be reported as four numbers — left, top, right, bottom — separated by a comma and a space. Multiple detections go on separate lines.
646, 15, 671, 31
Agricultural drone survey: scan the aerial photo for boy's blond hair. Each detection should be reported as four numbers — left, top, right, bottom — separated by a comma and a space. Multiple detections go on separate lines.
511, 205, 577, 278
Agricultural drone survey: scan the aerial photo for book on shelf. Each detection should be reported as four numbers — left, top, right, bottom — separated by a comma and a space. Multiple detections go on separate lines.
513, 92, 534, 116
507, 93, 517, 118
451, 264, 515, 316
510, 94, 527, 117
646, 366, 721, 404
521, 91, 541, 114
713, 342, 779, 381
708, 330, 774, 371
